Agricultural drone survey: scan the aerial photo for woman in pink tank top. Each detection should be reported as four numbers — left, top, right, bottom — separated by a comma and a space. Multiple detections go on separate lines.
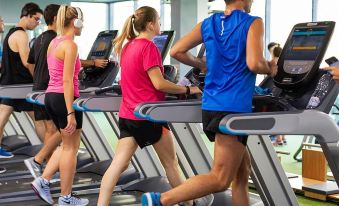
31, 5, 89, 206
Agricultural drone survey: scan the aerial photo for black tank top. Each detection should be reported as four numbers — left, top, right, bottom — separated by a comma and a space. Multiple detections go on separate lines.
0, 27, 33, 85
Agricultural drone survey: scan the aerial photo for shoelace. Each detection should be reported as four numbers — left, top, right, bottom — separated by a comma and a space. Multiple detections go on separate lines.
67, 193, 83, 204
41, 180, 50, 194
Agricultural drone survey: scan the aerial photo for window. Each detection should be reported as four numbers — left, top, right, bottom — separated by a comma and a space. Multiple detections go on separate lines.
110, 1, 134, 30
136, 0, 161, 13
270, 0, 312, 49
317, 0, 339, 66
71, 2, 108, 59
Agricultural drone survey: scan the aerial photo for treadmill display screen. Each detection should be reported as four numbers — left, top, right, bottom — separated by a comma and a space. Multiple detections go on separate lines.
285, 28, 326, 60
90, 35, 113, 58
153, 34, 169, 56
283, 28, 327, 74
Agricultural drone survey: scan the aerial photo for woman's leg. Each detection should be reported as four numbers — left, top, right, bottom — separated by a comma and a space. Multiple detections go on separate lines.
59, 129, 81, 196
160, 133, 246, 206
97, 137, 138, 206
152, 131, 193, 206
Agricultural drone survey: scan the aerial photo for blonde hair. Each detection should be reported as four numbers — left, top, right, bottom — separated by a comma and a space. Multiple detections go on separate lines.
56, 5, 82, 35
113, 6, 158, 56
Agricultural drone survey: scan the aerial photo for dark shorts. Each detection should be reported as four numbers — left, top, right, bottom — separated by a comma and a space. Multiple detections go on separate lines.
119, 117, 170, 149
202, 110, 248, 146
45, 93, 83, 131
0, 99, 33, 112
33, 104, 51, 121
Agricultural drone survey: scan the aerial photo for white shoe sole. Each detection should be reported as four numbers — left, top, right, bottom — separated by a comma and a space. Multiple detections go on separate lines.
0, 154, 14, 159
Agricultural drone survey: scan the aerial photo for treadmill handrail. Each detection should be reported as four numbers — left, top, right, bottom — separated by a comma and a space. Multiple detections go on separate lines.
26, 91, 45, 104
135, 100, 201, 116
134, 100, 202, 123
72, 95, 122, 112
0, 84, 33, 99
219, 110, 339, 143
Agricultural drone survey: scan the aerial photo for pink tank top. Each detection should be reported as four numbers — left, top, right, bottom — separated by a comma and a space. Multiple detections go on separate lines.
46, 36, 81, 97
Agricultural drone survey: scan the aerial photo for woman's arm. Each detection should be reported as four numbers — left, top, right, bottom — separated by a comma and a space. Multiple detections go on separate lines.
147, 67, 201, 95
63, 40, 77, 133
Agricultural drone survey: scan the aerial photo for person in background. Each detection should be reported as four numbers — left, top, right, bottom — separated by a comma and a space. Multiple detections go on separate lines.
267, 42, 286, 146
0, 2, 44, 159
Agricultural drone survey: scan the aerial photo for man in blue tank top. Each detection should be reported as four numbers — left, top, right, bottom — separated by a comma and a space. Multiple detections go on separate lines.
141, 0, 277, 205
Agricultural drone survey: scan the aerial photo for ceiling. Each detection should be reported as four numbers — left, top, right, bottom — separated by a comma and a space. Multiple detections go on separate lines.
72, 0, 130, 3
72, 0, 171, 3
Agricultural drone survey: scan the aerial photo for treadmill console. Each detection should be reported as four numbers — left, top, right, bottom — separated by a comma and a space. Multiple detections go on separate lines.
152, 30, 175, 61
87, 30, 118, 60
274, 21, 335, 90
79, 30, 119, 89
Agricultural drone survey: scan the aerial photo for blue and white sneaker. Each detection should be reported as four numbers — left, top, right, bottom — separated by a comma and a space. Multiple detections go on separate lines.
141, 192, 162, 206
0, 147, 14, 158
31, 177, 53, 205
58, 193, 89, 206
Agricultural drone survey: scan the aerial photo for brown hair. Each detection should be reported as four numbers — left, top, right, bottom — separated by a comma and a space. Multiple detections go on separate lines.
56, 5, 82, 35
113, 6, 158, 56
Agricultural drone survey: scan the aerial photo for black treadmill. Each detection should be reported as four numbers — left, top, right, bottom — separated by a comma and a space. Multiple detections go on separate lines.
0, 31, 177, 205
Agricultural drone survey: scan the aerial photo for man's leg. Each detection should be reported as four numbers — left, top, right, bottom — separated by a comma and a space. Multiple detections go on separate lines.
231, 148, 251, 206
27, 111, 45, 142
159, 134, 247, 206
34, 120, 61, 164
0, 104, 14, 158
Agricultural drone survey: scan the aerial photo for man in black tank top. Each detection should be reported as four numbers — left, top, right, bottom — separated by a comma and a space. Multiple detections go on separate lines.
0, 15, 6, 173
0, 3, 43, 159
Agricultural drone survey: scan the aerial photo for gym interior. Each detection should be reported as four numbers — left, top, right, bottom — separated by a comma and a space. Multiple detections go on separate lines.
0, 0, 339, 206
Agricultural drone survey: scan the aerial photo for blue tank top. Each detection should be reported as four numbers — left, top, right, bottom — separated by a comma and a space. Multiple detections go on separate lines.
201, 10, 259, 112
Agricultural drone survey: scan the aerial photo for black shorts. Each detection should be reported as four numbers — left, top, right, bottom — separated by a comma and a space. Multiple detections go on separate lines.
119, 117, 170, 149
33, 104, 51, 121
202, 110, 248, 146
0, 99, 33, 112
45, 93, 83, 131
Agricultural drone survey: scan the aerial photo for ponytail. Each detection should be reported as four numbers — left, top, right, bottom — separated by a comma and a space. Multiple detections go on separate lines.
113, 15, 137, 56
56, 5, 67, 35
56, 5, 79, 35
113, 6, 158, 56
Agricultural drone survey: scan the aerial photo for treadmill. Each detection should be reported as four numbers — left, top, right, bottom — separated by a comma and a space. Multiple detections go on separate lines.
0, 31, 177, 205
132, 21, 337, 205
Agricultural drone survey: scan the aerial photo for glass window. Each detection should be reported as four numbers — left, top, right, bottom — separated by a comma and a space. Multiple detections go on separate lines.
110, 1, 134, 30
162, 2, 171, 31
136, 0, 161, 13
71, 2, 108, 59
317, 0, 339, 66
250, 0, 266, 25
270, 0, 312, 49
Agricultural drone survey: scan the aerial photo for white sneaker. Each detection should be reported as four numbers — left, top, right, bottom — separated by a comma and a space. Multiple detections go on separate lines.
58, 194, 89, 206
24, 157, 42, 178
31, 177, 53, 205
